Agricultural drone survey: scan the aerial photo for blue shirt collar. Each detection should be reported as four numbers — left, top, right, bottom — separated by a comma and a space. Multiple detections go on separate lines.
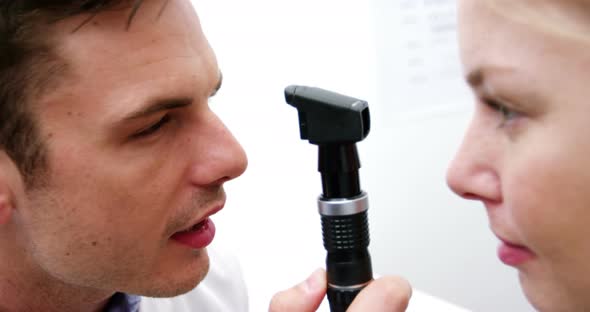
103, 293, 141, 312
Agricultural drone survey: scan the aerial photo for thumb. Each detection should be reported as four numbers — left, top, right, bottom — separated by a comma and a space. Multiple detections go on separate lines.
348, 276, 412, 312
269, 268, 327, 312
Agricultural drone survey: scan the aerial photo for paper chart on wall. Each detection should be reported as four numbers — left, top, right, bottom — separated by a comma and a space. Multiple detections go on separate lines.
373, 0, 470, 117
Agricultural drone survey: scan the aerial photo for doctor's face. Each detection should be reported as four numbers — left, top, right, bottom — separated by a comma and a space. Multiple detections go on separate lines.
447, 0, 590, 310
14, 0, 247, 297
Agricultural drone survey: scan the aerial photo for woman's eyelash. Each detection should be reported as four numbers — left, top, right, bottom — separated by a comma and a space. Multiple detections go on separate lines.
133, 114, 171, 138
483, 98, 519, 126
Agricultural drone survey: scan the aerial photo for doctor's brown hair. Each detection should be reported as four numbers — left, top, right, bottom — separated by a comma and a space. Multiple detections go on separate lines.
0, 0, 154, 187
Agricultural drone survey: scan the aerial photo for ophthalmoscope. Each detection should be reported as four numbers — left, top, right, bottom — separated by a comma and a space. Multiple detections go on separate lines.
284, 85, 373, 312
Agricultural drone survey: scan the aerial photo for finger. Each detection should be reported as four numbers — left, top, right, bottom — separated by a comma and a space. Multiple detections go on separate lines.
347, 276, 412, 312
269, 268, 327, 312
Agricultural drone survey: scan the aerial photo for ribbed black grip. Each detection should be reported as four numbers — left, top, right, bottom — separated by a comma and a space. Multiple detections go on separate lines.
327, 287, 363, 312
322, 210, 373, 297
321, 211, 370, 251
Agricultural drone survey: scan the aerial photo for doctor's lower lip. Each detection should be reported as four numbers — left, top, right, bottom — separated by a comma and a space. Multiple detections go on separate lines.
171, 218, 216, 249
497, 241, 535, 266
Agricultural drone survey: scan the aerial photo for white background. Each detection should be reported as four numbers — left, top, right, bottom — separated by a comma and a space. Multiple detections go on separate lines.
194, 0, 534, 311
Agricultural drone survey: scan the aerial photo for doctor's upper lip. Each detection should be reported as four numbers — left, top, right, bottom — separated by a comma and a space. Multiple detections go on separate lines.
176, 201, 224, 233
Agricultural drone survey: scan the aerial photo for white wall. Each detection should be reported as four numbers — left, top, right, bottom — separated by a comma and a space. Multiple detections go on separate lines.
194, 0, 534, 311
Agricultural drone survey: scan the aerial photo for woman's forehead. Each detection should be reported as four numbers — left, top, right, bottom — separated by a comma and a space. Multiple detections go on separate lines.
472, 0, 590, 42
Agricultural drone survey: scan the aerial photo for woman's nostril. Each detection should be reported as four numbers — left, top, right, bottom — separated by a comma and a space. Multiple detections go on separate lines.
462, 193, 480, 200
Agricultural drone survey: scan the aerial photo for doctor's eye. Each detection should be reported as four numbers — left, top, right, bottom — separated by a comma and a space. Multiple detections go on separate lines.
132, 114, 172, 138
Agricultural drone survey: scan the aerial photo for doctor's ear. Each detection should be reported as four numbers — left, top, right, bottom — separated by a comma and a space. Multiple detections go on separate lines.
0, 189, 12, 225
0, 151, 22, 225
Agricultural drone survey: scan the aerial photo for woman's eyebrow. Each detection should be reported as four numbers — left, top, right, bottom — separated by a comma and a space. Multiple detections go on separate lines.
466, 67, 484, 88
465, 65, 516, 90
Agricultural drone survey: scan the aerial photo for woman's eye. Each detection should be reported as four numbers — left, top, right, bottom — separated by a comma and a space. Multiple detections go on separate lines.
483, 98, 520, 127
132, 114, 171, 138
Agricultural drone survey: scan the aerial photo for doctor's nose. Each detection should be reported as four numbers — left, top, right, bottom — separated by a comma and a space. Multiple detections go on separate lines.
187, 112, 248, 187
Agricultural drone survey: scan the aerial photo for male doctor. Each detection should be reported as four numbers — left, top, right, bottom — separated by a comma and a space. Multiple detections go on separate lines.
0, 0, 412, 311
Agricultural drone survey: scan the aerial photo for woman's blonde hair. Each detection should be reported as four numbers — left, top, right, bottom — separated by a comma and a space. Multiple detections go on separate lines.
482, 0, 590, 44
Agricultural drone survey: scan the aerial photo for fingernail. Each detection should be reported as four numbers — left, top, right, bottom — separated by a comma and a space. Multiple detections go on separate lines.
304, 268, 324, 293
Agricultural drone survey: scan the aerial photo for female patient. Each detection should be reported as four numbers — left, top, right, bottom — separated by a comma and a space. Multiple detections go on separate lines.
447, 0, 590, 311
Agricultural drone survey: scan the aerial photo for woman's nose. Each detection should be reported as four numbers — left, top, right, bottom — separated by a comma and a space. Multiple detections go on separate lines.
446, 116, 502, 202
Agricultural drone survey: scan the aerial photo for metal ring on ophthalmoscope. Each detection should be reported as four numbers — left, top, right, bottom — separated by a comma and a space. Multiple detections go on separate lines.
317, 192, 369, 216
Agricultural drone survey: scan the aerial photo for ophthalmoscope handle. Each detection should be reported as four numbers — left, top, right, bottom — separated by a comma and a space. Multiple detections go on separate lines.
320, 193, 373, 312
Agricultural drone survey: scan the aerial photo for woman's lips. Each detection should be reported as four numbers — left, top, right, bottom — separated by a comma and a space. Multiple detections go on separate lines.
497, 240, 535, 266
171, 218, 216, 249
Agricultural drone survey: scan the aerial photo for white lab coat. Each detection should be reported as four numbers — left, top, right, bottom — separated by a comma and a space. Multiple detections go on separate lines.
140, 244, 248, 312
139, 244, 469, 312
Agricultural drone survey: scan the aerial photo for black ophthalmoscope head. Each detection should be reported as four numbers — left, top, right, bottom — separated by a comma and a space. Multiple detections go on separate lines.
285, 85, 371, 199
284, 85, 370, 145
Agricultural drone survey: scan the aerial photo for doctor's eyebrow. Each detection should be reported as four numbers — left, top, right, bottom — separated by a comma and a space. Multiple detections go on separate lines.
122, 73, 223, 122
70, 0, 171, 32
123, 97, 193, 121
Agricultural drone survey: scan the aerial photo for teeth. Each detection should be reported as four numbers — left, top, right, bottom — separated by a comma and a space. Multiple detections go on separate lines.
181, 220, 205, 233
